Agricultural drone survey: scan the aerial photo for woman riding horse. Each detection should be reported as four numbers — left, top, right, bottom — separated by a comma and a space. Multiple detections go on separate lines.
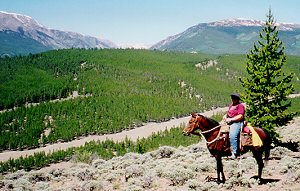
223, 93, 245, 159
182, 110, 271, 183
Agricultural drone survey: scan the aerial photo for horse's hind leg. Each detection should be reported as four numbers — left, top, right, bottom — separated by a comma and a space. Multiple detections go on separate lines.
216, 156, 225, 183
253, 150, 264, 182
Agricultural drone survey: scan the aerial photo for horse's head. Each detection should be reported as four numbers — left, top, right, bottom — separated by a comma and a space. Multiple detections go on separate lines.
182, 112, 203, 136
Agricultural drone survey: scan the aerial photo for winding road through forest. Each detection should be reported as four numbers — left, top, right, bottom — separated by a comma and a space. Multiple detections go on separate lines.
0, 107, 227, 162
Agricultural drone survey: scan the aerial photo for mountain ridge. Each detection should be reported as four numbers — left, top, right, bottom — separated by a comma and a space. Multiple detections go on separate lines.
151, 18, 300, 55
0, 11, 116, 56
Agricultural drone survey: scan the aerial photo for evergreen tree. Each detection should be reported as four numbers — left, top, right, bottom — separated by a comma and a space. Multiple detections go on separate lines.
240, 9, 295, 141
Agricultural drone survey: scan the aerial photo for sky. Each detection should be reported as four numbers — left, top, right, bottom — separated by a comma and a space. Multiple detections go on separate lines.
0, 0, 299, 47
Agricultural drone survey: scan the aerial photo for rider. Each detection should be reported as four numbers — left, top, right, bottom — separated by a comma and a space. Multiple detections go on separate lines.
223, 93, 245, 159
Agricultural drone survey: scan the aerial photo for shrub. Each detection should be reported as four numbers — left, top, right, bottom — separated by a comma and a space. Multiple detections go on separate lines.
186, 179, 201, 190
123, 152, 151, 165
170, 149, 187, 160
188, 143, 207, 154
224, 176, 258, 189
125, 164, 145, 182
71, 150, 93, 164
82, 180, 104, 191
35, 181, 49, 190
197, 181, 220, 191
271, 147, 293, 159
104, 170, 123, 183
162, 165, 194, 186
49, 168, 63, 177
150, 146, 176, 159
122, 184, 143, 191
4, 170, 27, 180
13, 177, 32, 190
137, 171, 156, 189
27, 171, 51, 183
295, 169, 300, 182
75, 168, 96, 181
189, 158, 215, 172
280, 156, 300, 174
91, 158, 106, 169
226, 160, 245, 178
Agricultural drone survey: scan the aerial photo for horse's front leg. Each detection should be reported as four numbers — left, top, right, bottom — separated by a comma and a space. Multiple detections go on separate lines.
216, 155, 225, 183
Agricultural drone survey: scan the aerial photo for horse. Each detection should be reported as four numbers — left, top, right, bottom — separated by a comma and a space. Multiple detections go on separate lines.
182, 113, 271, 183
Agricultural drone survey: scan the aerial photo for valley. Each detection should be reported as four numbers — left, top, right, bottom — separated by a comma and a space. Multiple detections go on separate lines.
0, 49, 299, 190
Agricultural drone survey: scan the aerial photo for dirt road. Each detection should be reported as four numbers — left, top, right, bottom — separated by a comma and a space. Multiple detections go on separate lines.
1, 93, 299, 162
0, 108, 228, 162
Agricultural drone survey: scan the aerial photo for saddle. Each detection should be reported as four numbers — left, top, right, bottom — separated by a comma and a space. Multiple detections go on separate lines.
240, 125, 253, 147
218, 124, 252, 152
219, 122, 262, 151
240, 122, 263, 148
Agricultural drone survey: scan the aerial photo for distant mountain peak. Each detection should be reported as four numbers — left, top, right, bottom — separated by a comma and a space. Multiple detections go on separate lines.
0, 11, 32, 20
208, 18, 265, 27
150, 18, 300, 55
0, 11, 43, 29
0, 11, 116, 55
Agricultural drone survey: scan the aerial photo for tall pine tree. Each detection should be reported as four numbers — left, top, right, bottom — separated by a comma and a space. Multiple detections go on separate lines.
240, 9, 295, 142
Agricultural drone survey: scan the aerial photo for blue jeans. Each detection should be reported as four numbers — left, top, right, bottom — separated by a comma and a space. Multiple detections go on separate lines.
229, 122, 243, 155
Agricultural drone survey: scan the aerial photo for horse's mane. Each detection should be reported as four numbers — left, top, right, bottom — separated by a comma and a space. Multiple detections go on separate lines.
201, 115, 220, 127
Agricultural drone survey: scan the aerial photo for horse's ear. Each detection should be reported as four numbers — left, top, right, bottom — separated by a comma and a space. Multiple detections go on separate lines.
191, 112, 197, 118
197, 114, 205, 120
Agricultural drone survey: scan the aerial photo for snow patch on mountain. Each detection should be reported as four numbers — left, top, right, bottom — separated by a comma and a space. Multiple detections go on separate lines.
209, 18, 264, 27
208, 18, 300, 31
0, 11, 44, 31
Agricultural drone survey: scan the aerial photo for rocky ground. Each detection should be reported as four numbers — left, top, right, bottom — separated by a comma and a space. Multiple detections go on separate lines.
0, 118, 300, 191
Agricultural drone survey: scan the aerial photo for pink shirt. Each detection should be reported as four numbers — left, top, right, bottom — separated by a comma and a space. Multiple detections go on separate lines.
227, 103, 245, 118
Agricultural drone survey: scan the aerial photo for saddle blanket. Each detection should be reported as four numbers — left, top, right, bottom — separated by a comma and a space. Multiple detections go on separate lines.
243, 123, 263, 147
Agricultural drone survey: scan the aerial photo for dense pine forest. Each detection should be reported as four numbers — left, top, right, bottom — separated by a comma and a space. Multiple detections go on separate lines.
0, 49, 299, 151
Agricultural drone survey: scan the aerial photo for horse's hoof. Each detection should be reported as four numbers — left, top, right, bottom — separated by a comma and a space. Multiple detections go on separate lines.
204, 175, 213, 182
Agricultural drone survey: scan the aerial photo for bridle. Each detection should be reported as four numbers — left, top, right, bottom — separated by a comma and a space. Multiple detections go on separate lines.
190, 115, 222, 145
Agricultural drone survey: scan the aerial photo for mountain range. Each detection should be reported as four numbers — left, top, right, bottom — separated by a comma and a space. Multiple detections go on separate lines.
151, 18, 300, 55
1, 11, 300, 56
0, 11, 116, 56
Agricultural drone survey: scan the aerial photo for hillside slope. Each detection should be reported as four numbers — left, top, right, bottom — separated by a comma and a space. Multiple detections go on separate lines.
1, 117, 300, 190
151, 19, 300, 56
0, 49, 299, 151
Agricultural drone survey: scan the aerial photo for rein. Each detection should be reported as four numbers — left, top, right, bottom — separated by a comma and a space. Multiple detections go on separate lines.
201, 124, 221, 134
196, 118, 223, 145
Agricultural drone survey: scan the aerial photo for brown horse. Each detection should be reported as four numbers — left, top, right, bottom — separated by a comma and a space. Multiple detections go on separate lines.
182, 113, 271, 183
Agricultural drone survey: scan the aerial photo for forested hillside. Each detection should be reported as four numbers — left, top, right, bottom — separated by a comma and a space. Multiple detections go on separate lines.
0, 49, 299, 151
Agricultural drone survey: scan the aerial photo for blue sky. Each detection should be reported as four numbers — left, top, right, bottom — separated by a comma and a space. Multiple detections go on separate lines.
0, 0, 299, 47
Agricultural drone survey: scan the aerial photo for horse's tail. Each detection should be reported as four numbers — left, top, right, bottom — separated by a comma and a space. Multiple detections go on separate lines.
263, 129, 272, 164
